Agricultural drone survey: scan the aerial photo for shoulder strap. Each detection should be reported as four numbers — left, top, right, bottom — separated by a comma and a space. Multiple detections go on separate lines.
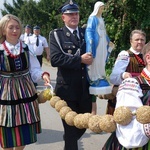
53, 30, 68, 55
127, 50, 134, 57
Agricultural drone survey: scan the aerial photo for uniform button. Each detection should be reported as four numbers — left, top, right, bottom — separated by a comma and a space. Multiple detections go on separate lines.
82, 76, 84, 79
82, 67, 84, 70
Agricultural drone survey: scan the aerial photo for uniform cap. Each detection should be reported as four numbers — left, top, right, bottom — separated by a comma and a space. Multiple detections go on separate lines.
59, 0, 79, 14
25, 24, 31, 29
33, 25, 40, 30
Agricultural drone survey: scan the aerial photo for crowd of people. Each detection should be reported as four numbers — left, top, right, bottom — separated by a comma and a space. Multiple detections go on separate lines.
0, 0, 149, 150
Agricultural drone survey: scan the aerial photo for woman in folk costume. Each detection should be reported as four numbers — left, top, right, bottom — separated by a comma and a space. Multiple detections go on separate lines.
85, 1, 114, 114
99, 29, 146, 115
0, 14, 50, 150
102, 41, 150, 150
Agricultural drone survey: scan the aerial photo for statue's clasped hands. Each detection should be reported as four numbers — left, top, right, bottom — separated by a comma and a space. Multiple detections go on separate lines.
109, 41, 115, 49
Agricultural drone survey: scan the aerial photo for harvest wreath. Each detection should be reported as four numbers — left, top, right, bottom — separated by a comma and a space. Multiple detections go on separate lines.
37, 87, 150, 134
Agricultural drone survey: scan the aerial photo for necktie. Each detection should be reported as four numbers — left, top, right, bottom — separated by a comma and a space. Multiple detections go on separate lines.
73, 30, 79, 41
36, 35, 39, 46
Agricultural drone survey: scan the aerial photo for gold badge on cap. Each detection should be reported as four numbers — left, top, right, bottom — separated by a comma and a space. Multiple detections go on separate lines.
68, 50, 72, 54
66, 32, 70, 37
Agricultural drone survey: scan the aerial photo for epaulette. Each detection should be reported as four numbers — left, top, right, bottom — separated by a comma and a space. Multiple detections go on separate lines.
54, 28, 63, 32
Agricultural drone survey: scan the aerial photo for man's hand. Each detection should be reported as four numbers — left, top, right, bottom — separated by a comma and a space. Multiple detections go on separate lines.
81, 52, 93, 65
46, 55, 50, 62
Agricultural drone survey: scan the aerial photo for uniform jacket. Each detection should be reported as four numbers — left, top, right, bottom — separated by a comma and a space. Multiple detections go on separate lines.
50, 26, 91, 103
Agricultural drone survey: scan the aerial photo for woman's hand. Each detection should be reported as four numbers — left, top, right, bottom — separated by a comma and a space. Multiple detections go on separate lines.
42, 72, 50, 85
123, 72, 132, 79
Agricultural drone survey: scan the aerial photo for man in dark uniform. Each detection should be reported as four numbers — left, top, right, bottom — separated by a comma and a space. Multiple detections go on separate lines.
49, 0, 93, 150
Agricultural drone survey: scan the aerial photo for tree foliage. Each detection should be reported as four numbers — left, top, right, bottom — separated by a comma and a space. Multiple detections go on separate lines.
102, 0, 150, 72
1, 0, 150, 73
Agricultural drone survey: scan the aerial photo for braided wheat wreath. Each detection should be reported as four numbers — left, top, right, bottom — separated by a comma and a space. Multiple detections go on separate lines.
37, 82, 150, 134
48, 95, 150, 133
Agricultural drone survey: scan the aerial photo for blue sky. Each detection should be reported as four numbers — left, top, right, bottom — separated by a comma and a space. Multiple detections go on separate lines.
0, 0, 13, 18
0, 0, 39, 18
1, 0, 13, 9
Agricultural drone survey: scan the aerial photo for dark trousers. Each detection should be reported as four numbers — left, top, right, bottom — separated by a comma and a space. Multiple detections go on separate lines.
62, 99, 92, 150
37, 55, 43, 67
106, 98, 116, 115
62, 119, 86, 150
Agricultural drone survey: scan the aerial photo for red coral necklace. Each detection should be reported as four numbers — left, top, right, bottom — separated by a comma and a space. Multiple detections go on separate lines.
3, 41, 22, 58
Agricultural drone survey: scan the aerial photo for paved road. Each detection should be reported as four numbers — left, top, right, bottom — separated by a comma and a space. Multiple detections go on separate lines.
25, 61, 110, 150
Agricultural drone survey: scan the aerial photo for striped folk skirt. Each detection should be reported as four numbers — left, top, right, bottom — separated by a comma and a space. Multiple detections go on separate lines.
0, 122, 41, 148
0, 70, 41, 148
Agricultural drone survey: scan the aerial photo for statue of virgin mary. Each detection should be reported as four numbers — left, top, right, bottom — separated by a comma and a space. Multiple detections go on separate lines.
85, 1, 114, 95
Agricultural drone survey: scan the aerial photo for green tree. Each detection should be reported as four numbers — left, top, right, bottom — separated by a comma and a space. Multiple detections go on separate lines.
102, 0, 150, 74
1, 0, 25, 16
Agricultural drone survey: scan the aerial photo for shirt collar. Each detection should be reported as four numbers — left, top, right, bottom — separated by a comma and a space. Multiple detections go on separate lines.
33, 34, 40, 37
25, 33, 32, 36
66, 25, 79, 34
5, 40, 20, 48
130, 47, 140, 55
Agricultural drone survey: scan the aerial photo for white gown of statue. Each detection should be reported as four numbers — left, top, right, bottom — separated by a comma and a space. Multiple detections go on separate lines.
87, 17, 108, 81
85, 1, 113, 95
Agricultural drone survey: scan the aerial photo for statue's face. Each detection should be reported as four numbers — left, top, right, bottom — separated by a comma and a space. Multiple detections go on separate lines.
97, 6, 104, 15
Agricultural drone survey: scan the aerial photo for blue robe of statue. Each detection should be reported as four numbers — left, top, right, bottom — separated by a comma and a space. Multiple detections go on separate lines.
85, 15, 113, 94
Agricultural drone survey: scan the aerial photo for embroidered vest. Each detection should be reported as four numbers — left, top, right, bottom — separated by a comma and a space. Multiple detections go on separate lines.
0, 44, 29, 72
126, 50, 145, 73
